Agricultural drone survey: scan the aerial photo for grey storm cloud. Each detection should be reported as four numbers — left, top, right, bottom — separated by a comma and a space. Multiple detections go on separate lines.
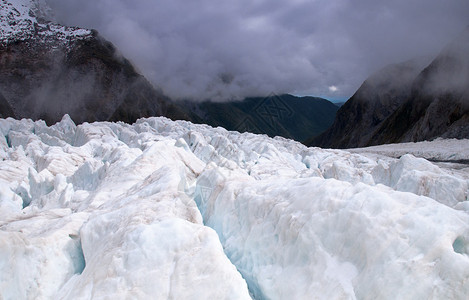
45, 0, 469, 101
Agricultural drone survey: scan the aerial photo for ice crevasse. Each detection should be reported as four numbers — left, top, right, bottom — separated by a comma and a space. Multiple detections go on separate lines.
0, 115, 469, 299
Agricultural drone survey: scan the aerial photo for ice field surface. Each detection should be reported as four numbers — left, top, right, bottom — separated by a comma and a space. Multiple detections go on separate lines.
0, 115, 468, 299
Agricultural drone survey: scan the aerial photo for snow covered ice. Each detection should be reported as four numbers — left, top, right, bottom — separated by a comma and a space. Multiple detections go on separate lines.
1, 115, 469, 299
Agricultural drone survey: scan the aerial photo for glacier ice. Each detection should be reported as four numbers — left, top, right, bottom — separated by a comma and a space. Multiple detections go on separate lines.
195, 168, 469, 299
0, 116, 251, 299
0, 115, 469, 299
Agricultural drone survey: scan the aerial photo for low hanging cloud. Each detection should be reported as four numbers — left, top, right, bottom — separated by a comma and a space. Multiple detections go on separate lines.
45, 0, 469, 101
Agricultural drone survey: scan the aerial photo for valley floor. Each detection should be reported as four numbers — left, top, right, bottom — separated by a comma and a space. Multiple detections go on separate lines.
1, 116, 468, 299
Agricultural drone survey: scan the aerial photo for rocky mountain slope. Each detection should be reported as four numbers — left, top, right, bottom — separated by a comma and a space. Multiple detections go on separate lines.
308, 58, 428, 148
309, 27, 469, 148
0, 0, 191, 124
372, 28, 469, 144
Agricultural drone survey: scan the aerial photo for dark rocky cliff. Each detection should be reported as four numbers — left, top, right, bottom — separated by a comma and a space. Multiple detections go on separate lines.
0, 0, 191, 124
309, 27, 469, 148
309, 59, 427, 148
370, 28, 469, 144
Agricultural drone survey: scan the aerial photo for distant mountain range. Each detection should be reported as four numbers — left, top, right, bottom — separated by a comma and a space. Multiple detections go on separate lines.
0, 0, 337, 143
10, 0, 466, 148
309, 27, 469, 148
182, 94, 338, 142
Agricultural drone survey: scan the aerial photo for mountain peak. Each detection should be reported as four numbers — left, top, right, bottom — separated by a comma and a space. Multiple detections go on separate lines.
309, 26, 469, 148
0, 0, 92, 45
1, 0, 52, 20
412, 26, 469, 99
0, 0, 197, 125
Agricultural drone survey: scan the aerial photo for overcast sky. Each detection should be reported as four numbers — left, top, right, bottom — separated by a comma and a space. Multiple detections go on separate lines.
46, 0, 469, 102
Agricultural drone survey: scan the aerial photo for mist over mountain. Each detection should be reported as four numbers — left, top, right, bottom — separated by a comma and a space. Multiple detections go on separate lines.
0, 91, 14, 118
310, 27, 469, 148
0, 0, 339, 142
309, 58, 429, 148
370, 27, 469, 144
0, 0, 192, 125
2, 0, 468, 147
45, 0, 469, 102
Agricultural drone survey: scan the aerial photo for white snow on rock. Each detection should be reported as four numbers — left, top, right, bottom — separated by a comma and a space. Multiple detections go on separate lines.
0, 115, 469, 299
0, 0, 92, 44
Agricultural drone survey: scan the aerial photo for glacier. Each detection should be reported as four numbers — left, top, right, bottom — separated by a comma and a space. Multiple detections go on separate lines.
0, 115, 469, 299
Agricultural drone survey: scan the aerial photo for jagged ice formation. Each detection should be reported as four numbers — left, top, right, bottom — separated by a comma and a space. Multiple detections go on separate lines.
0, 115, 469, 299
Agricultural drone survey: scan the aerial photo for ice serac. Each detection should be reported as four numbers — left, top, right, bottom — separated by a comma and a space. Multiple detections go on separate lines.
0, 116, 251, 299
196, 168, 469, 299
0, 0, 191, 124
1, 115, 469, 299
187, 125, 469, 299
